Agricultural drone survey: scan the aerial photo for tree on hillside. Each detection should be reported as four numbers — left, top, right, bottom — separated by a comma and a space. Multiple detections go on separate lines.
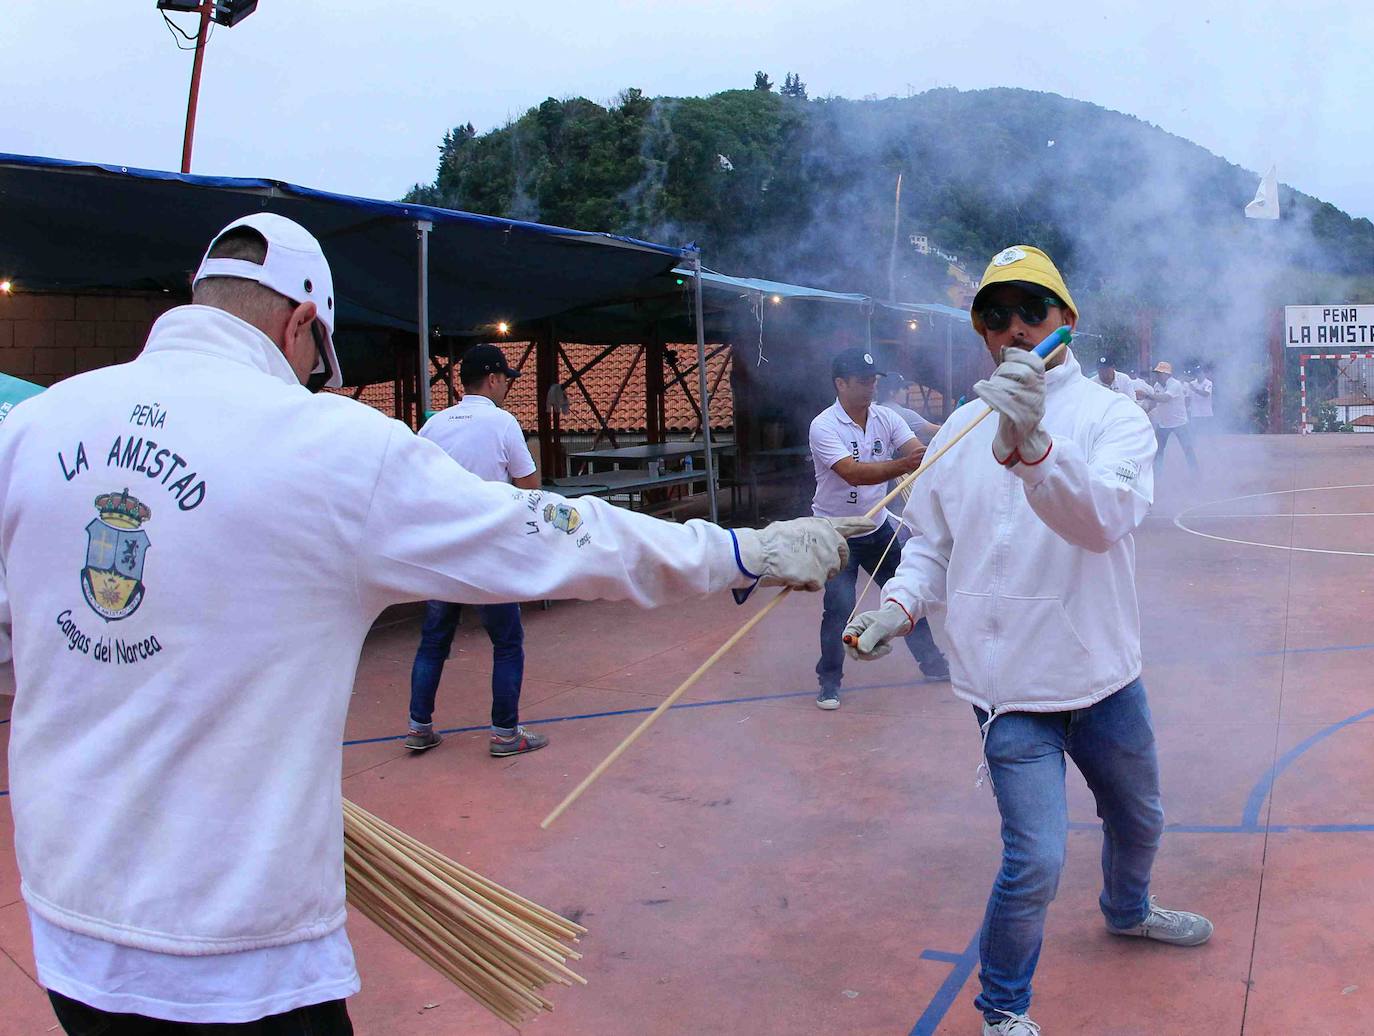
781, 73, 807, 99
753, 71, 773, 92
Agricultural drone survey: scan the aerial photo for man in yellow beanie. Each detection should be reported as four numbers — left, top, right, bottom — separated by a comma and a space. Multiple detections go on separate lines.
844, 246, 1213, 1035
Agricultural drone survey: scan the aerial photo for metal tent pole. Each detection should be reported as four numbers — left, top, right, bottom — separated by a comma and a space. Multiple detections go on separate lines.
179, 3, 215, 173
690, 253, 719, 523
416, 220, 433, 421
945, 318, 954, 419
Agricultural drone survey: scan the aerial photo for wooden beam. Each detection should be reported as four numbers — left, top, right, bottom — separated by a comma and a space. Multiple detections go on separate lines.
557, 342, 619, 449
646, 327, 665, 444
535, 322, 558, 478
598, 345, 643, 447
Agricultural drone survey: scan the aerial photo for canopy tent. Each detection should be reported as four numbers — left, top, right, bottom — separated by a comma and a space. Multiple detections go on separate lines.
0, 153, 690, 385
0, 152, 984, 520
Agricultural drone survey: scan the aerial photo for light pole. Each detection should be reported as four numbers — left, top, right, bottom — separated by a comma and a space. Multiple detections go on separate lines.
157, 1, 259, 173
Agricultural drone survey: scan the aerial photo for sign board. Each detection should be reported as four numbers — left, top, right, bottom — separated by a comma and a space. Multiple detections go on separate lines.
1285, 305, 1374, 349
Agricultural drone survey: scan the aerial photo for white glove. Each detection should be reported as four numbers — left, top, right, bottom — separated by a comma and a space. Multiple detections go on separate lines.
843, 599, 915, 660
735, 516, 875, 592
973, 347, 1050, 466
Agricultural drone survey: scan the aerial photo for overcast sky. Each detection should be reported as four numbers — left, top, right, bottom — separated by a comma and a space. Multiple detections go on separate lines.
5, 1, 1370, 221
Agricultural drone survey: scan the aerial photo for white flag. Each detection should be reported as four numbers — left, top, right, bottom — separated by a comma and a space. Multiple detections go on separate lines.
1245, 165, 1279, 220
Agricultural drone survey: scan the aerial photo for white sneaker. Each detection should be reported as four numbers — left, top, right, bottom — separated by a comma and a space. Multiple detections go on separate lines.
1106, 896, 1213, 947
983, 1010, 1041, 1035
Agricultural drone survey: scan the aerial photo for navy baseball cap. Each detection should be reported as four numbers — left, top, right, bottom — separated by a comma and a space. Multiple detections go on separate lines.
831, 347, 884, 380
461, 343, 520, 382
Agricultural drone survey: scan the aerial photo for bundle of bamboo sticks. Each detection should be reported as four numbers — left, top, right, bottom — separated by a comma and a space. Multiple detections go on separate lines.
342, 798, 586, 1027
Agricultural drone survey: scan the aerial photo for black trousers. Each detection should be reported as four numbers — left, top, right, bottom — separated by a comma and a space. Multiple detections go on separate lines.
49, 991, 353, 1035
1154, 423, 1198, 472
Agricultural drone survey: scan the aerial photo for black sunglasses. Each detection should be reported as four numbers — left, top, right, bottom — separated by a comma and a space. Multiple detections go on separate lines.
977, 296, 1062, 333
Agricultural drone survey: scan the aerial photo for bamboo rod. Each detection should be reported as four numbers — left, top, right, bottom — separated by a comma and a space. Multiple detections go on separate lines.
540, 587, 793, 828
540, 334, 1072, 828
342, 797, 585, 1027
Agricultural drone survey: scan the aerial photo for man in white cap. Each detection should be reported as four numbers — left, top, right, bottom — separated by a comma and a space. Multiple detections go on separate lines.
1147, 360, 1198, 473
0, 213, 865, 1033
843, 245, 1212, 1035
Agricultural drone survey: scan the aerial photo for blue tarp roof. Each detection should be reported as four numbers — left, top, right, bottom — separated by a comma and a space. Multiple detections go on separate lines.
0, 152, 690, 358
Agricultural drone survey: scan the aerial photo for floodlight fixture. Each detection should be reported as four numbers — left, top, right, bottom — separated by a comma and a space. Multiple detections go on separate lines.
0, 280, 12, 295
212, 0, 258, 28
155, 1, 259, 172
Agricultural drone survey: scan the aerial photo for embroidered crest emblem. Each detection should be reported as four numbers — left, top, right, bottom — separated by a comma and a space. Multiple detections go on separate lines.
992, 247, 1027, 267
81, 489, 151, 621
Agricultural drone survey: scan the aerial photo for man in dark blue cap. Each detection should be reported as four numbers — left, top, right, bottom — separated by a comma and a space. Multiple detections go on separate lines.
807, 347, 949, 709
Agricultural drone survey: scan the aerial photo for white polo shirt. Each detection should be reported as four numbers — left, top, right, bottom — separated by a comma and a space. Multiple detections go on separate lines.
810, 400, 915, 519
1090, 370, 1135, 398
420, 394, 536, 483
1187, 377, 1214, 418
1148, 377, 1189, 429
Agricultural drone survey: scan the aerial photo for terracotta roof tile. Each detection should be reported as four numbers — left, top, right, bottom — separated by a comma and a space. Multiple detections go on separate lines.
430, 342, 732, 434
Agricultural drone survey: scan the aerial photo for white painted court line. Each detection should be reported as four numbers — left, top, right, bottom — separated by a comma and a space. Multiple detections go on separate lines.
1174, 483, 1374, 557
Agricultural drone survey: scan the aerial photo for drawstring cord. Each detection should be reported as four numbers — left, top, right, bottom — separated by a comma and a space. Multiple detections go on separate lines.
976, 708, 998, 793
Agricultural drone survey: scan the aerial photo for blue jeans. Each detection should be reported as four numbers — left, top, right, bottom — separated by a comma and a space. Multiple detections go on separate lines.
972, 679, 1163, 1022
815, 520, 944, 690
409, 601, 524, 731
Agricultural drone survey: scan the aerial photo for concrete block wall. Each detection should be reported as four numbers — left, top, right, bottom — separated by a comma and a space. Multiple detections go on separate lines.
0, 292, 178, 386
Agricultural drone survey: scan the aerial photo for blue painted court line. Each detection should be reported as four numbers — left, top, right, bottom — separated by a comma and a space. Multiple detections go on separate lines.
341, 678, 923, 747
909, 702, 1374, 1032
912, 930, 981, 1035
1242, 704, 1374, 828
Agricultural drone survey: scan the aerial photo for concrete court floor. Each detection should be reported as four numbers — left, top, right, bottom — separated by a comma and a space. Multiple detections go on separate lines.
4, 432, 1374, 1035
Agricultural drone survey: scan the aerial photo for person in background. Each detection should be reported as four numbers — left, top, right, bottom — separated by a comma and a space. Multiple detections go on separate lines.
845, 244, 1212, 1036
1186, 363, 1215, 434
877, 372, 943, 444
1147, 361, 1198, 473
810, 348, 950, 710
1126, 366, 1154, 412
1090, 356, 1135, 398
875, 373, 943, 538
405, 343, 546, 757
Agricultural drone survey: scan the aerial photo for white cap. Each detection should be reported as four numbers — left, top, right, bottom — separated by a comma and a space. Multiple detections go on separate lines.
193, 213, 343, 388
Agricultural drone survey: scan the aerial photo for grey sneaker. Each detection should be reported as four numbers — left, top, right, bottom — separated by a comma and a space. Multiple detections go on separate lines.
1107, 896, 1213, 946
983, 1010, 1040, 1035
404, 727, 443, 752
816, 687, 840, 711
490, 725, 549, 757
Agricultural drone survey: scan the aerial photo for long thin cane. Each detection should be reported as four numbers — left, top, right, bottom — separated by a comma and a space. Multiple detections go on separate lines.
541, 329, 1072, 828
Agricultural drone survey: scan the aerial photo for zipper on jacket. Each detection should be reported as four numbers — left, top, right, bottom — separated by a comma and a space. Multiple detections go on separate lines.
985, 466, 1016, 708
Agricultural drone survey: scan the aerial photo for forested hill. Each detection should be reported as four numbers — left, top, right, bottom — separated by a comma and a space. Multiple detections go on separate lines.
405, 84, 1374, 321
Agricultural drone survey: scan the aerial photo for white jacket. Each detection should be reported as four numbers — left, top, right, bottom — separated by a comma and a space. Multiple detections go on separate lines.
0, 306, 747, 955
885, 350, 1156, 715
